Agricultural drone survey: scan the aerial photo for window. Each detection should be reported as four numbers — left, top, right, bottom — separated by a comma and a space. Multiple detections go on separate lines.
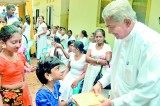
131, 0, 151, 24
97, 0, 151, 27
97, 0, 112, 27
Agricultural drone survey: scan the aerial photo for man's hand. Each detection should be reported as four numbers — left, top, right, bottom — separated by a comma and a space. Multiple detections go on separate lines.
91, 81, 102, 96
99, 99, 112, 106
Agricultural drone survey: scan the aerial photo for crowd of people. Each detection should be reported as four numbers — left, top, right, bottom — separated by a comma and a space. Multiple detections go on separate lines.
0, 0, 160, 106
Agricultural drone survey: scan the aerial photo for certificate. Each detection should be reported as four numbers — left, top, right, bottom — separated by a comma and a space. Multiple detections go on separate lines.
72, 92, 106, 106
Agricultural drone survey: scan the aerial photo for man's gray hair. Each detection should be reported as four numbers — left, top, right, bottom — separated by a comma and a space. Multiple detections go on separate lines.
6, 4, 15, 10
102, 0, 137, 23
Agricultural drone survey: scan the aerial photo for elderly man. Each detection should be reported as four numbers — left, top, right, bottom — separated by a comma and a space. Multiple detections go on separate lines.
92, 0, 160, 106
3, 4, 18, 24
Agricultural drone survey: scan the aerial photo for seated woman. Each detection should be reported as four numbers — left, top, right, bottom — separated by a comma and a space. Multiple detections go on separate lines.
82, 29, 112, 94
59, 41, 88, 101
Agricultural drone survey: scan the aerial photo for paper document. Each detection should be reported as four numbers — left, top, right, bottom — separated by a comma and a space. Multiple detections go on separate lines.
72, 92, 106, 106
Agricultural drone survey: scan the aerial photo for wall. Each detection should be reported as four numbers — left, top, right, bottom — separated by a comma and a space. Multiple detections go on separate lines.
60, 0, 69, 29
32, 0, 69, 29
148, 0, 160, 33
33, 0, 47, 19
68, 0, 115, 49
32, 0, 160, 49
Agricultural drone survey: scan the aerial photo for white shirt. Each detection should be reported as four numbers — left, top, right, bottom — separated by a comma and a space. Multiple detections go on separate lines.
99, 22, 160, 106
80, 37, 89, 50
6, 15, 18, 25
61, 34, 68, 49
68, 35, 75, 41
23, 22, 31, 40
37, 23, 47, 35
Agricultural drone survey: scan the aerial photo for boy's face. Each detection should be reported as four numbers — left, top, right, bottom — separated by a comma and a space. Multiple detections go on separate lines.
50, 64, 65, 80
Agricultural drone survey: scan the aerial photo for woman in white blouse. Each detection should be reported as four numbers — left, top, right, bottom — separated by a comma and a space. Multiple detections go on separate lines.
59, 41, 88, 101
36, 16, 47, 59
82, 29, 112, 93
80, 30, 89, 51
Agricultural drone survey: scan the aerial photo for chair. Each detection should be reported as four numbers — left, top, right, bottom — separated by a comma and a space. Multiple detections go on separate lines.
71, 79, 84, 106
72, 79, 84, 94
40, 48, 49, 59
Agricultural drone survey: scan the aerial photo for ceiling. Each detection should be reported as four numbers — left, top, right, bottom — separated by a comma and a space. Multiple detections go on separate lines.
0, 0, 25, 5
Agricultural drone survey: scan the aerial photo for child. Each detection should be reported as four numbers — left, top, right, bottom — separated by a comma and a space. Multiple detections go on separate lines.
0, 14, 7, 27
0, 25, 32, 105
36, 56, 69, 106
0, 15, 7, 52
12, 21, 36, 72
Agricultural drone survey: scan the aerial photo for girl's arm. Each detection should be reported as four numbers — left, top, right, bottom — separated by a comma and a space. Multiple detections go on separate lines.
0, 75, 3, 105
24, 62, 36, 72
86, 49, 97, 64
71, 63, 88, 88
0, 95, 3, 106
54, 43, 70, 59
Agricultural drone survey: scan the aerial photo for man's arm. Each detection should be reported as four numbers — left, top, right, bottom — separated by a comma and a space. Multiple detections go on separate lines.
112, 45, 160, 106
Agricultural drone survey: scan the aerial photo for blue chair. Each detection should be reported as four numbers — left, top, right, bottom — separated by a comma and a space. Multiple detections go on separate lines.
71, 79, 84, 106
72, 79, 84, 94
40, 48, 49, 59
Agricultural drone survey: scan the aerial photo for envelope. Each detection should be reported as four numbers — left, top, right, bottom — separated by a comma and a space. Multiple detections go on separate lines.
72, 92, 106, 106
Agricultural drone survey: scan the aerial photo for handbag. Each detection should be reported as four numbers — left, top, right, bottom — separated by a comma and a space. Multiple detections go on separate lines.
93, 65, 111, 89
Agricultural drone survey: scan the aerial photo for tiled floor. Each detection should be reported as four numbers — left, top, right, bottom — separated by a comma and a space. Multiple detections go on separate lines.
25, 58, 41, 106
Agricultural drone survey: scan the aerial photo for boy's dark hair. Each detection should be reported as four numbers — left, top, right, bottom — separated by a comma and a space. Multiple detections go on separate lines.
0, 25, 20, 42
36, 57, 61, 84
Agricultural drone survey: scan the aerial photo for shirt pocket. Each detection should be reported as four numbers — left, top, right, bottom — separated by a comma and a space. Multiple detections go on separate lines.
123, 64, 138, 86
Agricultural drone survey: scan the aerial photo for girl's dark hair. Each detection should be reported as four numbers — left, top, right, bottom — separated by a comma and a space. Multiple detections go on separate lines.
40, 16, 44, 20
52, 26, 58, 30
0, 14, 7, 23
92, 32, 95, 38
34, 28, 37, 32
74, 41, 86, 54
53, 36, 64, 58
68, 40, 75, 46
0, 25, 20, 42
81, 30, 87, 37
54, 36, 61, 44
12, 21, 28, 43
18, 17, 23, 22
36, 57, 61, 84
12, 21, 23, 28
25, 15, 30, 25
